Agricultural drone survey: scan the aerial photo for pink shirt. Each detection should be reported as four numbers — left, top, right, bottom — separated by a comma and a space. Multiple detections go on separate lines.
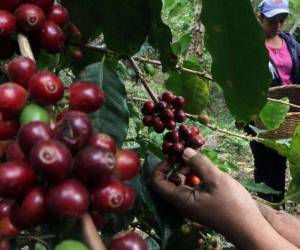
266, 39, 293, 85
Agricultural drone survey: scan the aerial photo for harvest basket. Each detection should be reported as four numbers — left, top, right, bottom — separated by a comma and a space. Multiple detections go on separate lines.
255, 84, 300, 139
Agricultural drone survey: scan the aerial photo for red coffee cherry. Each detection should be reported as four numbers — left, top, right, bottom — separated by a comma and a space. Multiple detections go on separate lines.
91, 180, 132, 213
185, 175, 201, 187
29, 139, 72, 182
39, 20, 65, 53
0, 83, 27, 115
162, 91, 175, 104
141, 100, 155, 115
90, 133, 117, 154
17, 121, 52, 156
53, 111, 93, 153
168, 173, 182, 186
90, 212, 108, 230
164, 130, 180, 143
46, 179, 89, 218
0, 161, 36, 198
15, 4, 45, 32
165, 120, 176, 130
28, 71, 64, 105
0, 10, 16, 37
46, 5, 68, 28
172, 96, 186, 109
0, 217, 20, 238
74, 146, 115, 182
162, 140, 173, 154
161, 108, 174, 122
68, 81, 105, 113
8, 57, 37, 88
108, 231, 147, 250
114, 149, 141, 181
142, 115, 153, 127
0, 239, 9, 250
174, 109, 186, 123
10, 186, 47, 229
6, 143, 26, 162
152, 116, 165, 133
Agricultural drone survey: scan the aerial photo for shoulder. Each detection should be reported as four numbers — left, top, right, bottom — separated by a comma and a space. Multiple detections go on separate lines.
280, 32, 299, 46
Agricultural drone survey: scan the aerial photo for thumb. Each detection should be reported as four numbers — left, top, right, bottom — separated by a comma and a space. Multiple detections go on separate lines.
183, 148, 221, 184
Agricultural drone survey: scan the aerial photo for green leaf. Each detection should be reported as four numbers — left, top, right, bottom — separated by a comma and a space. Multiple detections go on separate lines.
202, 148, 237, 173
168, 2, 185, 18
78, 62, 129, 147
146, 237, 160, 250
259, 98, 289, 130
148, 0, 178, 72
241, 179, 281, 195
36, 51, 60, 71
261, 139, 290, 158
98, 0, 151, 55
165, 61, 209, 115
201, 0, 271, 122
172, 32, 192, 55
288, 125, 300, 177
287, 171, 300, 203
60, 45, 104, 75
62, 0, 102, 39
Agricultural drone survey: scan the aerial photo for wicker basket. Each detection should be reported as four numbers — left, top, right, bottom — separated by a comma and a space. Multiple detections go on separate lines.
255, 85, 300, 139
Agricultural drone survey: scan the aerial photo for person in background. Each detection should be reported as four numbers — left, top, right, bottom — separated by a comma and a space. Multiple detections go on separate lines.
246, 0, 300, 203
152, 148, 300, 249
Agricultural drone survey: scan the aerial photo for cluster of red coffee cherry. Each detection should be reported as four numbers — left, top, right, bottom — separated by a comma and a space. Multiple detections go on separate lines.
0, 61, 141, 245
142, 91, 206, 187
0, 0, 82, 59
142, 91, 187, 133
0, 55, 105, 141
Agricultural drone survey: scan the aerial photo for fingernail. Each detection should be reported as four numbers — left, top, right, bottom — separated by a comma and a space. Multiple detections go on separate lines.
183, 148, 197, 160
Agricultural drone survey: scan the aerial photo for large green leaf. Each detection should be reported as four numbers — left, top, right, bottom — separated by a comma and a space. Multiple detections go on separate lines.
78, 62, 129, 147
62, 0, 102, 39
201, 0, 271, 122
98, 0, 151, 55
165, 60, 209, 115
63, 0, 150, 56
259, 98, 289, 130
148, 0, 178, 72
241, 179, 281, 195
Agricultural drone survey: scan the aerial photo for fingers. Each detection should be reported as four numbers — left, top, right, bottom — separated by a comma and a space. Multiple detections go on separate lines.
152, 161, 178, 201
183, 148, 221, 184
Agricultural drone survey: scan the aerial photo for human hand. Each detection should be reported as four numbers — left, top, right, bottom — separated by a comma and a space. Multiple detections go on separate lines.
152, 148, 284, 248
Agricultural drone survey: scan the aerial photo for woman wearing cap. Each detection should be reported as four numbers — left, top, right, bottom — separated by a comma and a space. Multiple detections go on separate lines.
247, 0, 300, 203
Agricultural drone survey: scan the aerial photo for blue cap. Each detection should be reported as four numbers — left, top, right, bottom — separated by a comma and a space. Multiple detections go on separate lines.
258, 0, 289, 18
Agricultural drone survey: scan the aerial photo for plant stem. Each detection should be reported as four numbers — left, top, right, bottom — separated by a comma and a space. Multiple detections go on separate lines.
128, 57, 159, 103
17, 33, 35, 61
81, 213, 107, 250
267, 97, 300, 110
71, 42, 212, 80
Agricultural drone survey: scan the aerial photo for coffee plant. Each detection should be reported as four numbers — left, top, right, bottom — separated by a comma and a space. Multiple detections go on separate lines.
0, 0, 300, 249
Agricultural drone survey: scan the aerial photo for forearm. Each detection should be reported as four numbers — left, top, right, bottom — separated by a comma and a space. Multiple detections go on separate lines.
224, 216, 298, 250
258, 203, 300, 247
